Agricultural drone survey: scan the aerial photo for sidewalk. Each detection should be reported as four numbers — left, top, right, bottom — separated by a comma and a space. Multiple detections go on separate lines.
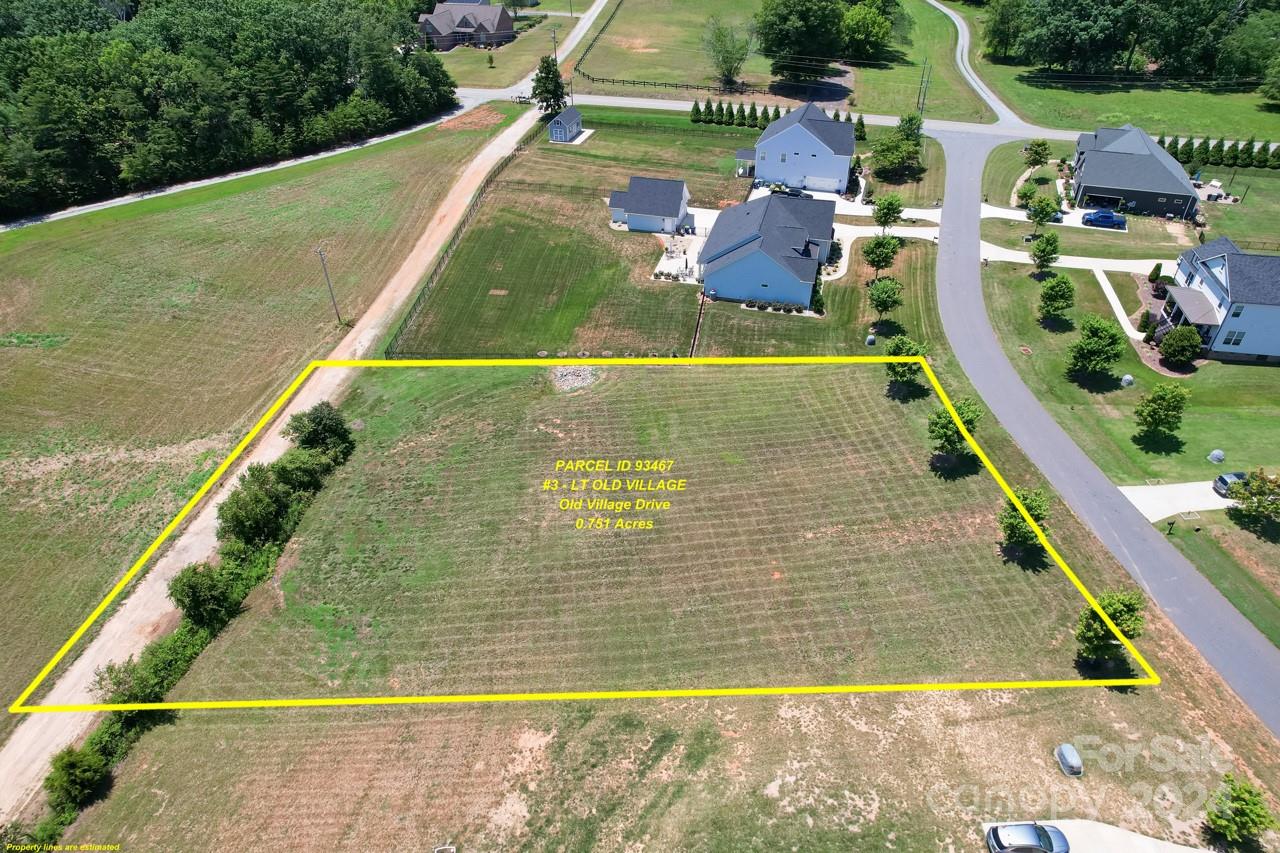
1119, 481, 1236, 522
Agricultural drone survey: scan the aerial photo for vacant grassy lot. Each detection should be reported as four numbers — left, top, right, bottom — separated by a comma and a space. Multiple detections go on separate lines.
981, 138, 1074, 205
439, 17, 562, 88
983, 262, 1280, 484
0, 104, 524, 743
1200, 165, 1280, 247
696, 239, 938, 356
65, 366, 1280, 851
1166, 510, 1280, 648
940, 0, 1280, 139
980, 217, 1192, 261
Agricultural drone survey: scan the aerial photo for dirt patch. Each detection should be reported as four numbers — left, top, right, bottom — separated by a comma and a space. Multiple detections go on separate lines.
612, 36, 658, 53
1165, 221, 1194, 246
488, 289, 509, 296
441, 105, 505, 132
550, 365, 599, 392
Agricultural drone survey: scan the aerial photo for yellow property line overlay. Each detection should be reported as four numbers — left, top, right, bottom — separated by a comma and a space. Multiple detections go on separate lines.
10, 355, 1159, 715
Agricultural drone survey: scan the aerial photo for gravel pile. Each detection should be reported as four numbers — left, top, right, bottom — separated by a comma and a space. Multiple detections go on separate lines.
551, 365, 598, 392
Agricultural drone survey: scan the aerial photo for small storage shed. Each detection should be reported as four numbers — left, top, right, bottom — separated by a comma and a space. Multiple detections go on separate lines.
608, 176, 690, 233
549, 106, 583, 143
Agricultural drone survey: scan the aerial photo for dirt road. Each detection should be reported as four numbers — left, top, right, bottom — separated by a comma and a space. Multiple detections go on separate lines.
0, 107, 541, 823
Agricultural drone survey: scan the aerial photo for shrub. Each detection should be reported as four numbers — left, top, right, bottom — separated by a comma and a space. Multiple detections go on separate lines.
169, 562, 238, 630
1158, 325, 1202, 366
1147, 262, 1162, 282
44, 747, 109, 814
1016, 182, 1037, 207
1206, 774, 1277, 843
1038, 273, 1075, 322
1134, 382, 1191, 436
1075, 589, 1146, 661
883, 335, 926, 384
1029, 231, 1060, 271
868, 276, 903, 319
997, 487, 1050, 551
1066, 315, 1126, 375
284, 401, 354, 462
927, 397, 983, 457
215, 463, 294, 547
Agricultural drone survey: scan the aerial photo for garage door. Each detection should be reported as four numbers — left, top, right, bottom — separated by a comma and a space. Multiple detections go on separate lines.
804, 176, 841, 192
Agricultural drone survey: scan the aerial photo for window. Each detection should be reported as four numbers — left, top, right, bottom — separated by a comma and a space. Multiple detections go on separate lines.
1231, 304, 1243, 318
780, 153, 786, 163
811, 153, 817, 157
760, 152, 767, 161
761, 283, 769, 288
1157, 197, 1167, 203
1223, 330, 1247, 346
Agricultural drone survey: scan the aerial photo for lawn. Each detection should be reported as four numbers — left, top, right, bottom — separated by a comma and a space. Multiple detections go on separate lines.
1165, 510, 1280, 649
864, 126, 948, 208
940, 0, 1280, 139
0, 103, 525, 743
438, 16, 563, 88
572, 0, 993, 123
981, 138, 1074, 206
1199, 165, 1280, 247
982, 261, 1280, 484
980, 217, 1192, 262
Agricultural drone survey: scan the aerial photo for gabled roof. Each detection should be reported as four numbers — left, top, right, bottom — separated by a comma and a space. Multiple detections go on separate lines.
700, 194, 835, 282
609, 176, 687, 218
757, 103, 855, 157
1179, 236, 1280, 306
1074, 124, 1196, 198
419, 3, 509, 37
552, 106, 581, 125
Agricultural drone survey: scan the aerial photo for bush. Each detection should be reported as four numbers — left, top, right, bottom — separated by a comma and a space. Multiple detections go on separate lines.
883, 335, 927, 384
1016, 183, 1037, 207
215, 463, 294, 547
1158, 325, 1202, 366
1147, 262, 1162, 282
169, 562, 238, 630
1075, 589, 1146, 661
1067, 315, 1126, 376
927, 397, 983, 457
997, 487, 1050, 551
284, 401, 355, 462
1135, 382, 1191, 436
1206, 774, 1277, 843
44, 747, 109, 814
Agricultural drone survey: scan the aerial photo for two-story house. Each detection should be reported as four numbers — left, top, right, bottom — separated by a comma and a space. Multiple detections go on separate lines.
737, 104, 855, 193
1162, 236, 1280, 361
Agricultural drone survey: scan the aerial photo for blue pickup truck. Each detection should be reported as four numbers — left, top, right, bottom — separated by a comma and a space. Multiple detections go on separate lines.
1082, 210, 1127, 229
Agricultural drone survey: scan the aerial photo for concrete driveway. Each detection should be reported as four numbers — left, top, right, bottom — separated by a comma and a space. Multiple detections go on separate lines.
1119, 481, 1236, 522
982, 820, 1209, 852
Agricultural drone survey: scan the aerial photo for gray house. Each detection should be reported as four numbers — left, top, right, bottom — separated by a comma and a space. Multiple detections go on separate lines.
549, 106, 583, 143
418, 1, 514, 51
698, 194, 836, 307
1073, 124, 1198, 219
609, 177, 689, 233
1162, 236, 1280, 361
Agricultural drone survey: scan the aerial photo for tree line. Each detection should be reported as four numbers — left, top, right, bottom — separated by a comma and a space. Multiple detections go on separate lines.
0, 0, 455, 220
979, 0, 1280, 98
1157, 134, 1280, 170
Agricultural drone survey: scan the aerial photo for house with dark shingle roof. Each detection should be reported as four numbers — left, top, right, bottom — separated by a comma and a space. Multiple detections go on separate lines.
418, 0, 514, 51
698, 194, 836, 307
1073, 124, 1198, 219
1163, 236, 1280, 360
608, 177, 689, 233
741, 103, 855, 193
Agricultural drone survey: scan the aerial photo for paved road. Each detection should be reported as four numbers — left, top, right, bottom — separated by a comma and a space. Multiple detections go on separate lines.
934, 127, 1280, 737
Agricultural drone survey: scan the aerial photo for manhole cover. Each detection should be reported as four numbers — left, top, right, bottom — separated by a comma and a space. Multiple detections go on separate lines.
536, 350, 548, 357
1019, 345, 1033, 355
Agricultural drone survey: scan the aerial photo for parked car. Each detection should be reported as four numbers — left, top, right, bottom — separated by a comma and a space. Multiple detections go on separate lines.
1082, 210, 1126, 229
1050, 210, 1064, 223
986, 822, 1070, 853
1213, 471, 1248, 497
772, 187, 813, 199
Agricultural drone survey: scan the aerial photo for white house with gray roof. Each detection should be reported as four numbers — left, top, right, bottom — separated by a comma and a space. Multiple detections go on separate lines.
1073, 124, 1198, 219
1163, 236, 1280, 360
740, 103, 855, 193
698, 194, 836, 307
418, 0, 514, 51
608, 177, 689, 233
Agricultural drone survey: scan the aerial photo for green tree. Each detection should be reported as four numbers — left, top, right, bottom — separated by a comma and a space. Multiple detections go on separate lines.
1178, 137, 1195, 163
757, 110, 770, 130
1075, 589, 1146, 661
1194, 136, 1211, 163
868, 276, 903, 319
1165, 137, 1181, 159
984, 0, 1028, 57
714, 100, 726, 124
1030, 231, 1060, 271
215, 464, 294, 547
998, 487, 1050, 551
1206, 774, 1278, 844
531, 55, 567, 114
734, 103, 747, 126
1271, 141, 1280, 168
1013, 0, 1142, 71
1229, 469, 1280, 523
927, 397, 984, 456
854, 113, 867, 140
1024, 138, 1051, 169
895, 112, 923, 143
1038, 273, 1075, 321
1016, 182, 1037, 208
841, 2, 892, 60
44, 747, 109, 813
747, 102, 759, 125
755, 0, 845, 79
1157, 325, 1202, 366
1134, 382, 1191, 436
1260, 141, 1274, 170
872, 192, 904, 233
1240, 135, 1257, 167
772, 104, 782, 121
169, 562, 236, 630
883, 335, 926, 384
690, 101, 703, 123
862, 234, 899, 277
873, 130, 921, 178
284, 401, 354, 462
1026, 193, 1060, 234
1066, 314, 1126, 375
1209, 137, 1225, 165
1148, 262, 1162, 282
704, 97, 715, 121
702, 15, 755, 84
1222, 139, 1239, 167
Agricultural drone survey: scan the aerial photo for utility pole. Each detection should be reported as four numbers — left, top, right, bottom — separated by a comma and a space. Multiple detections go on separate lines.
551, 25, 559, 62
314, 241, 343, 326
915, 60, 932, 114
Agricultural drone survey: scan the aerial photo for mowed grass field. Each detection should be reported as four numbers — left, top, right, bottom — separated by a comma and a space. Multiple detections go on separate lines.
1200, 165, 1280, 246
982, 262, 1280, 484
981, 138, 1074, 206
65, 366, 1280, 851
168, 364, 1095, 702
0, 104, 524, 742
865, 126, 948, 207
940, 0, 1280, 138
439, 16, 563, 88
980, 217, 1193, 261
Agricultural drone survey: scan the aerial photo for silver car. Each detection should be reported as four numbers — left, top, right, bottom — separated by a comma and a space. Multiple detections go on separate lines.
1213, 471, 1247, 497
986, 822, 1070, 853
